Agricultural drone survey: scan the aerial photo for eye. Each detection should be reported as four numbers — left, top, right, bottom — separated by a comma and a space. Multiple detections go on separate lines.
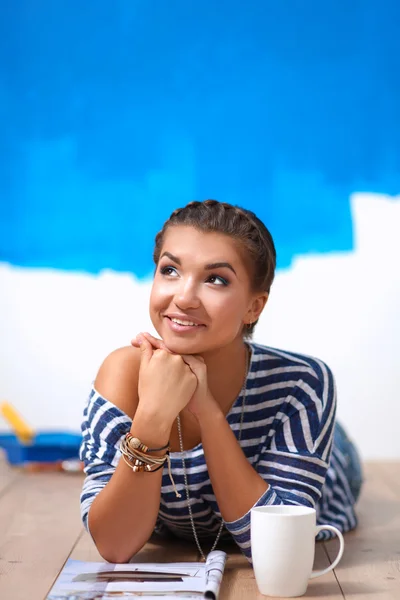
207, 274, 229, 286
160, 265, 179, 277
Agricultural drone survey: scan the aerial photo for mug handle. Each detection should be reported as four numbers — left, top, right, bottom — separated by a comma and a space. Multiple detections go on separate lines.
310, 525, 345, 579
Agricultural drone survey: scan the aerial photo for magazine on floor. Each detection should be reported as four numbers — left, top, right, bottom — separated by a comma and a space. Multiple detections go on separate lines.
46, 550, 227, 599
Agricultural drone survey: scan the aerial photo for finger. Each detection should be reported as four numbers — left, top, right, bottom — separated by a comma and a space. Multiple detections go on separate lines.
137, 335, 154, 367
142, 332, 167, 348
181, 354, 207, 378
181, 354, 205, 365
142, 332, 173, 353
131, 332, 166, 350
131, 332, 148, 347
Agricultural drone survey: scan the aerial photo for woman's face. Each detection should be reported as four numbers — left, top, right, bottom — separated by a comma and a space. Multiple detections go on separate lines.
149, 225, 259, 355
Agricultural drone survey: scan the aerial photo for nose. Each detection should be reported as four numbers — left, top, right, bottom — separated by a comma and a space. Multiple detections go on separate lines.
174, 277, 201, 310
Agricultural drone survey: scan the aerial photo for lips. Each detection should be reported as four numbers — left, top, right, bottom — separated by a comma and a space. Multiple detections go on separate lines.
164, 314, 206, 327
169, 318, 199, 327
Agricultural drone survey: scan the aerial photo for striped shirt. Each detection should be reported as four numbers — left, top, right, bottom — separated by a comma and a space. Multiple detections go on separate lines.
80, 342, 358, 562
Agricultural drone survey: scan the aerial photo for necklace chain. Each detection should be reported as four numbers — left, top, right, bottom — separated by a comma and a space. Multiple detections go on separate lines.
176, 345, 250, 561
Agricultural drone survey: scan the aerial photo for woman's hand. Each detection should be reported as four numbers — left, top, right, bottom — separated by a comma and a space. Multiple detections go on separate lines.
177, 354, 219, 421
131, 333, 169, 352
135, 335, 198, 428
132, 333, 220, 422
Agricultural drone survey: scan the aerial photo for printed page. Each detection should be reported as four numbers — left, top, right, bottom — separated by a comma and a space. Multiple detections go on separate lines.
47, 558, 210, 599
204, 551, 228, 599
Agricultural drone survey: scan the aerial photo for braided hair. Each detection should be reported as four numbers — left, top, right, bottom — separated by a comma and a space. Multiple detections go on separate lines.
153, 200, 276, 337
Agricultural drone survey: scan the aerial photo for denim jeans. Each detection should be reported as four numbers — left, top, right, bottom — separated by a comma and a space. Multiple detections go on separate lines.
334, 421, 363, 502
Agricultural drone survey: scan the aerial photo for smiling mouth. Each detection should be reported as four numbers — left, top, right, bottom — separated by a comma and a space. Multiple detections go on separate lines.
165, 316, 205, 327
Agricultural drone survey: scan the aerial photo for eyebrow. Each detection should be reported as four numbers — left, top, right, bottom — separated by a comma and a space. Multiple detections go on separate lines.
160, 251, 237, 275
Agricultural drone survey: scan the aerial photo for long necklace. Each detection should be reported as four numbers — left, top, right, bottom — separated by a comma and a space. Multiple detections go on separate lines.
176, 345, 250, 561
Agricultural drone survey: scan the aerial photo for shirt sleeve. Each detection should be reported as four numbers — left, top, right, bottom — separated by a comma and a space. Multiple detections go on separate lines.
79, 386, 132, 535
224, 360, 336, 563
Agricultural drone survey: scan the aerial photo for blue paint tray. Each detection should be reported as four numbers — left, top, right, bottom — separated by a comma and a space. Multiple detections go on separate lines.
0, 432, 82, 465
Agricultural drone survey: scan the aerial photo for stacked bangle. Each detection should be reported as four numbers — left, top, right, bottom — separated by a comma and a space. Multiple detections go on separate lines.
119, 432, 181, 498
125, 432, 169, 454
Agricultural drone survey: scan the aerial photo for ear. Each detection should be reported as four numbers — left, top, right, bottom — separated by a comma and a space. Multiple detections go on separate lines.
244, 292, 269, 325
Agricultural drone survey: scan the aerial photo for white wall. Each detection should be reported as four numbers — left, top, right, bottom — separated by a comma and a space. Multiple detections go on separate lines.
1, 193, 399, 459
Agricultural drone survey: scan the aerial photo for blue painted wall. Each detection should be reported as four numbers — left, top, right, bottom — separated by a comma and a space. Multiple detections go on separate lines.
1, 1, 399, 275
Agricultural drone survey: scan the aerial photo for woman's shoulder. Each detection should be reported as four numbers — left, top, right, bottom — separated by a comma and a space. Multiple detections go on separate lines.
249, 341, 335, 389
94, 345, 141, 419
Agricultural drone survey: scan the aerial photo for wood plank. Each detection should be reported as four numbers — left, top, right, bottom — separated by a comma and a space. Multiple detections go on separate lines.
219, 542, 344, 600
70, 525, 343, 599
375, 461, 400, 499
1, 458, 398, 599
0, 450, 21, 496
325, 462, 400, 600
0, 471, 84, 600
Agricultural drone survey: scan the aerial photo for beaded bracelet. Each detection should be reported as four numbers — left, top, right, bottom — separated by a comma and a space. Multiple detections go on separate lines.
126, 432, 169, 454
119, 433, 181, 498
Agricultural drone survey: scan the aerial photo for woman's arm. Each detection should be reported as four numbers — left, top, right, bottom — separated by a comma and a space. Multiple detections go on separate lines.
199, 405, 270, 521
197, 372, 336, 562
81, 340, 197, 563
81, 346, 169, 563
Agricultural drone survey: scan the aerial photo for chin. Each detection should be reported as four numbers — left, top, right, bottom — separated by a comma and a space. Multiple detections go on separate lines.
159, 328, 211, 354
163, 337, 204, 355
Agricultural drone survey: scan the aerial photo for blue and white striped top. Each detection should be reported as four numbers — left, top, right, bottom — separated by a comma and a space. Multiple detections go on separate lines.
80, 342, 358, 562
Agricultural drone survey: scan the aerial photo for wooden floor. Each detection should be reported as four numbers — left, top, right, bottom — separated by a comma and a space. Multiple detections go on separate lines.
0, 457, 399, 599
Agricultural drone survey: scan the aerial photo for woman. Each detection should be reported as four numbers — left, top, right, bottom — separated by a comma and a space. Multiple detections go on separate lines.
80, 199, 362, 564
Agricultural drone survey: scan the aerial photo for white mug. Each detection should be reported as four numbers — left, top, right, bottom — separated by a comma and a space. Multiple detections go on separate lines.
250, 505, 344, 597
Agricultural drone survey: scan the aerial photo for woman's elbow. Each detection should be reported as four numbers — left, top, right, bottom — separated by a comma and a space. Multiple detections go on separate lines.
95, 541, 135, 563
94, 537, 145, 564
98, 547, 132, 564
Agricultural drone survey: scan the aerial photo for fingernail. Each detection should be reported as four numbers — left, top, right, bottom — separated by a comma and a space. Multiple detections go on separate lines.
136, 334, 143, 344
